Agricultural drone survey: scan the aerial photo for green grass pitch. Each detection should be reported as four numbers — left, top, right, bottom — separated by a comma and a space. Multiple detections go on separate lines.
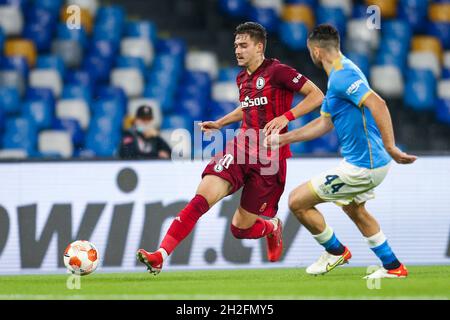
0, 266, 448, 300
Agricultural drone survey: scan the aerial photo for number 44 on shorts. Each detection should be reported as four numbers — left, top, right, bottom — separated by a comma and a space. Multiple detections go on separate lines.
324, 175, 345, 194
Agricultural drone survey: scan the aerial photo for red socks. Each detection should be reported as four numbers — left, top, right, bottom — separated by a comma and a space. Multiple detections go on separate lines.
230, 218, 275, 239
160, 194, 210, 255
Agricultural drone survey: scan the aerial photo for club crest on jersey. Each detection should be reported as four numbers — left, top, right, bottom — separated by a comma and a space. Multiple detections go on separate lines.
256, 77, 265, 89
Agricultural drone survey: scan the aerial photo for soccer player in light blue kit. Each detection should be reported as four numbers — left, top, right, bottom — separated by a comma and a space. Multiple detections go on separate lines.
265, 24, 417, 279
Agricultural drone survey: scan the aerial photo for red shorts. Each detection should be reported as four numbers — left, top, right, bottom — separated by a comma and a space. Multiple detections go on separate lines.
202, 150, 287, 218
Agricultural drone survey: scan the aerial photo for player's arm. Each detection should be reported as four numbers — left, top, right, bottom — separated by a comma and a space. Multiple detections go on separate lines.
363, 91, 417, 164
265, 115, 333, 150
263, 63, 324, 136
198, 106, 243, 133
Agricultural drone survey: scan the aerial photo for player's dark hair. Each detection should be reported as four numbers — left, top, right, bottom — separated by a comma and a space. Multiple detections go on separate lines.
308, 24, 340, 50
235, 22, 267, 52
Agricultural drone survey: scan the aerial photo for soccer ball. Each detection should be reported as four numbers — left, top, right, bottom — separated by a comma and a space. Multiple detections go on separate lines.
64, 240, 99, 276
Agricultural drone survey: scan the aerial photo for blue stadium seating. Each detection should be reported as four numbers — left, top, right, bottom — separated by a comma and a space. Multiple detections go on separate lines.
0, 87, 20, 115
345, 52, 370, 78
143, 83, 175, 113
25, 87, 55, 106
248, 6, 279, 33
398, 0, 429, 33
383, 20, 412, 43
0, 27, 4, 52
91, 99, 125, 126
36, 55, 66, 78
83, 54, 113, 82
34, 0, 63, 16
352, 4, 367, 19
218, 67, 241, 82
0, 56, 29, 79
316, 6, 346, 38
88, 40, 117, 60
125, 20, 157, 44
65, 70, 96, 92
95, 86, 127, 110
115, 56, 146, 77
161, 114, 194, 132
22, 99, 53, 130
436, 98, 450, 124
85, 131, 118, 157
62, 84, 92, 104
52, 118, 84, 146
57, 24, 88, 48
2, 117, 37, 154
156, 38, 186, 58
219, 0, 249, 18
279, 22, 309, 50
404, 69, 437, 111
427, 22, 450, 50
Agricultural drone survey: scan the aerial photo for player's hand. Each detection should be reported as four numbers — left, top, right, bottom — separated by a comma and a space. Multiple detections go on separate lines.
198, 121, 222, 133
263, 115, 290, 136
264, 132, 287, 150
387, 146, 418, 164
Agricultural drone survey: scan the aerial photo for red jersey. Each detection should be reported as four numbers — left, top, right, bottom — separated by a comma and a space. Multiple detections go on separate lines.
235, 58, 308, 160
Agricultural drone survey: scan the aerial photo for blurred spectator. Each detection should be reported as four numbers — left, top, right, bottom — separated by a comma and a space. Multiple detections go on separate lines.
118, 105, 171, 159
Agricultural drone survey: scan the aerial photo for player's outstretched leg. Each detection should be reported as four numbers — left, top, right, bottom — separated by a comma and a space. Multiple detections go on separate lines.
137, 175, 232, 274
230, 207, 284, 262
341, 202, 408, 279
289, 182, 352, 275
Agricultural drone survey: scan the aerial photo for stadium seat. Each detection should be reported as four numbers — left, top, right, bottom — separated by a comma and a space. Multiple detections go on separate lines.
364, 0, 396, 18
281, 5, 315, 30
252, 0, 282, 14
127, 98, 162, 128
404, 69, 436, 111
115, 56, 146, 78
248, 6, 279, 33
38, 130, 73, 158
121, 37, 154, 66
186, 51, 219, 80
218, 67, 241, 81
83, 54, 113, 82
438, 80, 450, 99
110, 68, 144, 98
56, 23, 88, 48
84, 131, 117, 157
411, 36, 443, 64
427, 22, 450, 50
60, 5, 93, 34
88, 39, 116, 60
320, 0, 352, 16
4, 39, 37, 67
436, 98, 450, 124
51, 40, 83, 68
0, 70, 25, 96
279, 21, 309, 50
25, 87, 55, 107
92, 99, 125, 125
177, 96, 206, 120
346, 19, 379, 51
408, 51, 441, 78
95, 86, 127, 110
35, 0, 63, 16
160, 128, 191, 159
64, 70, 95, 90
52, 118, 84, 146
208, 100, 237, 121
89, 114, 120, 134
22, 99, 54, 130
382, 20, 412, 43
62, 84, 92, 104
67, 0, 99, 17
22, 21, 54, 52
429, 3, 450, 23
218, 0, 249, 18
212, 82, 240, 103
56, 99, 90, 129
0, 86, 20, 115
0, 27, 4, 52
2, 117, 37, 154
0, 149, 27, 159
156, 38, 186, 57
29, 69, 63, 97
0, 5, 23, 36
125, 20, 157, 43
161, 114, 194, 132
398, 0, 428, 33
36, 55, 66, 78
316, 6, 347, 36
143, 84, 175, 113
370, 65, 404, 98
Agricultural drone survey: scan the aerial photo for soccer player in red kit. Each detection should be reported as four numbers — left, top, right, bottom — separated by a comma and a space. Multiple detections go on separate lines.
137, 22, 324, 274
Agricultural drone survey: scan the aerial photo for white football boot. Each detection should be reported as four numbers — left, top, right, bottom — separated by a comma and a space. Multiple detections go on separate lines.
306, 247, 352, 275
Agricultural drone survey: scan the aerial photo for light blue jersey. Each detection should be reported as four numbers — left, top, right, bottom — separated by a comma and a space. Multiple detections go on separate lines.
321, 55, 391, 169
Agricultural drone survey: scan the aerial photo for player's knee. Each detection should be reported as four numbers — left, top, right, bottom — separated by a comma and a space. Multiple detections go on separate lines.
342, 202, 364, 220
288, 191, 304, 214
